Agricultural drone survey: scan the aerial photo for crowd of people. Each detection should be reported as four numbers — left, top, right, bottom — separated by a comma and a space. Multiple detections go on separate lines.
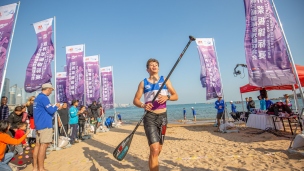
0, 83, 114, 171
180, 94, 294, 133
226, 94, 294, 124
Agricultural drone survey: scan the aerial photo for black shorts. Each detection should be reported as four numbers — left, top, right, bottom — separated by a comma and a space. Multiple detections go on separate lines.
143, 111, 167, 146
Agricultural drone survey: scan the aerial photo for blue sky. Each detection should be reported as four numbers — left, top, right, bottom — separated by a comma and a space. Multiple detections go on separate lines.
1, 0, 304, 104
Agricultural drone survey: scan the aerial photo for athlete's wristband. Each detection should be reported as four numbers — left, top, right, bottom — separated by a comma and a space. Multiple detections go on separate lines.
141, 103, 145, 108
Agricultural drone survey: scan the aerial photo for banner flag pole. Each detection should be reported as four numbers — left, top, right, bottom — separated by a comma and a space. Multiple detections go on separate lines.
54, 16, 57, 102
112, 66, 119, 127
83, 44, 86, 106
0, 2, 20, 96
53, 16, 61, 150
213, 38, 237, 133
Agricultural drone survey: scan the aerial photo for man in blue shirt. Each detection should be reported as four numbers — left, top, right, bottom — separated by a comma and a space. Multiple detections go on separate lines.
265, 97, 273, 110
215, 96, 225, 132
230, 101, 237, 113
245, 97, 250, 112
191, 107, 196, 122
33, 83, 61, 171
117, 112, 122, 122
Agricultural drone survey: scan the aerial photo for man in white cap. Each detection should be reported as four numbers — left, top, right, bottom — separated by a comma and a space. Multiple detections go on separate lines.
229, 101, 238, 121
230, 101, 237, 114
191, 107, 196, 122
214, 96, 225, 132
33, 83, 62, 171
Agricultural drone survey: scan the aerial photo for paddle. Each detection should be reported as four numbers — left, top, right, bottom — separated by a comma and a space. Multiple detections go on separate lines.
113, 35, 196, 161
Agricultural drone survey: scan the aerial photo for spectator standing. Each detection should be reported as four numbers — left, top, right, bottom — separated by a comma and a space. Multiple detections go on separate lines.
26, 96, 36, 145
88, 101, 99, 119
0, 96, 9, 121
183, 108, 186, 120
215, 96, 225, 132
57, 102, 69, 136
117, 112, 122, 122
245, 97, 250, 112
0, 120, 30, 171
191, 107, 196, 122
78, 106, 87, 140
230, 101, 237, 113
32, 83, 61, 171
89, 101, 99, 134
21, 105, 28, 123
69, 100, 82, 144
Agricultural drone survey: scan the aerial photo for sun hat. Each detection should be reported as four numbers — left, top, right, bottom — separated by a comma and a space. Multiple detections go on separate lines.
42, 83, 54, 89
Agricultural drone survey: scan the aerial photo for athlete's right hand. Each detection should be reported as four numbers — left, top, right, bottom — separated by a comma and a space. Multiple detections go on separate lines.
144, 103, 153, 111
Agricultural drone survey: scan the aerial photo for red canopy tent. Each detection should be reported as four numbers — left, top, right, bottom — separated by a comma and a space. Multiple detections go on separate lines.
240, 65, 304, 93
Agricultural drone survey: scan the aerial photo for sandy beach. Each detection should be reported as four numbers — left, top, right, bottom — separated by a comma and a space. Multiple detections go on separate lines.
22, 123, 304, 171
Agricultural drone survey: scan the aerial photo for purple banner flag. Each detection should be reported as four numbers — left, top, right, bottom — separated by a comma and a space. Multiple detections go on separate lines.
84, 55, 100, 105
196, 46, 207, 88
56, 72, 67, 103
0, 3, 17, 91
196, 38, 222, 100
24, 18, 54, 92
244, 0, 295, 87
66, 44, 84, 104
100, 66, 114, 109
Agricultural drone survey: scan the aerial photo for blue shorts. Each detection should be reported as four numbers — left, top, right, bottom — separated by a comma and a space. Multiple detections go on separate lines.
217, 112, 225, 119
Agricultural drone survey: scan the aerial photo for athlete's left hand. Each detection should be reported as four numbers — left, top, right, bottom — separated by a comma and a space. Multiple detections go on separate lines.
157, 94, 169, 104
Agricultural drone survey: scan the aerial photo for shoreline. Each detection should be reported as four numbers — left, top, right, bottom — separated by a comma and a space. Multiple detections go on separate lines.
122, 118, 216, 126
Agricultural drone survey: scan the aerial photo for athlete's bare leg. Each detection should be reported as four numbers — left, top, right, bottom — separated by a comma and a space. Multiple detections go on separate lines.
149, 142, 163, 171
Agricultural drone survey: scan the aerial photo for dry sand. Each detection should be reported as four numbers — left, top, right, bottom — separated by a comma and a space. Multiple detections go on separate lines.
22, 123, 304, 171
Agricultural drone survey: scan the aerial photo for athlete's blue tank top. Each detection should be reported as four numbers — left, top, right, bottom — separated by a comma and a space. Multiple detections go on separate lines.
143, 76, 168, 110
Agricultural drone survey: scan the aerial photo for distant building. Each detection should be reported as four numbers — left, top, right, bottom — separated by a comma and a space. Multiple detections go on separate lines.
16, 94, 22, 105
1, 78, 10, 98
9, 84, 17, 105
21, 88, 26, 104
9, 92, 15, 105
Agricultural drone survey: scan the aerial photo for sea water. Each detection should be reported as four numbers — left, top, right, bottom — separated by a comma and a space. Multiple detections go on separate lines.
105, 99, 304, 124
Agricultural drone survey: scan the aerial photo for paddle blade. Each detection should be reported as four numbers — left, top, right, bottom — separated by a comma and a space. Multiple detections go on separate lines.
113, 133, 134, 161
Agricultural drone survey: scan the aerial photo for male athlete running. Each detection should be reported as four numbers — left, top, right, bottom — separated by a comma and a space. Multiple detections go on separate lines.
133, 58, 178, 171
